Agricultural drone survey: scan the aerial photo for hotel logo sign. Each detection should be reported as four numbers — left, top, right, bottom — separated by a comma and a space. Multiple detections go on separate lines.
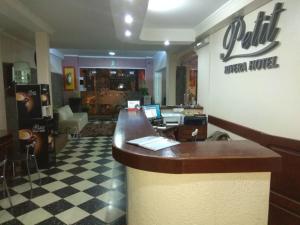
220, 2, 285, 74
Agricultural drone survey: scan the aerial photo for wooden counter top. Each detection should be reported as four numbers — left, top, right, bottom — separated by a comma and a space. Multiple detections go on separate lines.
112, 110, 281, 174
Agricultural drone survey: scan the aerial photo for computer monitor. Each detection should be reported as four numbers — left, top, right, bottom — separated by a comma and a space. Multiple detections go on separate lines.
142, 104, 161, 119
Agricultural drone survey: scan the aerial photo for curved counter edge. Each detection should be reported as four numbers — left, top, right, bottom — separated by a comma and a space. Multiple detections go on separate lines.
112, 109, 281, 174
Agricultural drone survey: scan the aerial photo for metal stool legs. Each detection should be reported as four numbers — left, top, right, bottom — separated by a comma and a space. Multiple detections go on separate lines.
25, 151, 33, 196
1, 159, 13, 207
25, 144, 42, 197
32, 153, 41, 186
3, 179, 13, 207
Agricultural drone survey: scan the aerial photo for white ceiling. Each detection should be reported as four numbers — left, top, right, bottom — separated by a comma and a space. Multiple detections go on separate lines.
59, 49, 159, 58
144, 0, 228, 29
0, 0, 265, 57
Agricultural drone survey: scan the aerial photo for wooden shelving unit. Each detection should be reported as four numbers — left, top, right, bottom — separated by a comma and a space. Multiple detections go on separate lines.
79, 68, 144, 116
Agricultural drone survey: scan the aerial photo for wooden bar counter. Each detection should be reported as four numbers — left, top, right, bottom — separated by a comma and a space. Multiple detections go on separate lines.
112, 110, 281, 225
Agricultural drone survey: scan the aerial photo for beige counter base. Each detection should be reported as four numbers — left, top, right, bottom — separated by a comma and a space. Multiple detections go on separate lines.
127, 167, 270, 225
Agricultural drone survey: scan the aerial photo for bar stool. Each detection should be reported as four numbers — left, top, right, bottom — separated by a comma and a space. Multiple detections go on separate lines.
7, 142, 41, 198
0, 158, 13, 207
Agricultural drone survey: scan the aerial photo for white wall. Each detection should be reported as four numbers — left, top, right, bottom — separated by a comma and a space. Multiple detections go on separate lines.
153, 51, 167, 72
197, 0, 300, 140
50, 54, 63, 74
0, 34, 36, 129
153, 51, 167, 104
166, 53, 177, 105
1, 34, 36, 68
196, 45, 210, 112
0, 34, 63, 129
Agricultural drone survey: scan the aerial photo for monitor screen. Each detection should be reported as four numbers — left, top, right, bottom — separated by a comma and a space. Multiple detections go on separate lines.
143, 104, 161, 119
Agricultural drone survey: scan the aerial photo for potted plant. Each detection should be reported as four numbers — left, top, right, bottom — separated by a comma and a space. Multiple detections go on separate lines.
139, 87, 152, 105
139, 87, 149, 96
81, 104, 90, 113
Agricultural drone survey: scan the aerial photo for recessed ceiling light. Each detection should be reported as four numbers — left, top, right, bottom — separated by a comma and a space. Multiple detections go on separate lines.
196, 42, 202, 47
164, 40, 170, 46
109, 51, 115, 56
125, 30, 132, 37
148, 0, 184, 12
124, 14, 133, 24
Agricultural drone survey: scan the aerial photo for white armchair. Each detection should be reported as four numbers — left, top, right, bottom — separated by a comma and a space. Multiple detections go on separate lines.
57, 105, 88, 133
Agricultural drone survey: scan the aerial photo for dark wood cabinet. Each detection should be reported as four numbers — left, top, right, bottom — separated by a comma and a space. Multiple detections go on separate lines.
177, 124, 207, 142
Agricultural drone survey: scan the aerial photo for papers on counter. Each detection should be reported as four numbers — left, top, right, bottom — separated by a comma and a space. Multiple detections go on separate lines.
127, 136, 180, 151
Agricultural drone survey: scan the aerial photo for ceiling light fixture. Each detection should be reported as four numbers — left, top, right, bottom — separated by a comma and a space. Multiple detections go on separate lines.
124, 14, 133, 24
196, 42, 202, 47
164, 40, 170, 46
148, 0, 184, 12
109, 51, 115, 56
125, 30, 132, 37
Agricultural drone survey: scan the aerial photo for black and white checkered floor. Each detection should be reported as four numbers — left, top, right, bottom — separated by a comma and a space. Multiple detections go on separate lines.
0, 137, 126, 225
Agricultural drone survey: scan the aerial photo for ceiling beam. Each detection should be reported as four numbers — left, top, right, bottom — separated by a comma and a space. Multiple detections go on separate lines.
0, 29, 35, 48
110, 0, 148, 44
0, 0, 54, 34
140, 28, 195, 43
194, 0, 272, 40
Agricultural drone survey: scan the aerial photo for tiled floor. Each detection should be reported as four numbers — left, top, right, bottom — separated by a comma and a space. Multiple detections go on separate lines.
0, 137, 126, 225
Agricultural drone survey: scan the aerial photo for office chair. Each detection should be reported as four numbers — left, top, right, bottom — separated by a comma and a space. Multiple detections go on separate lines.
0, 158, 13, 207
8, 142, 41, 198
191, 129, 198, 142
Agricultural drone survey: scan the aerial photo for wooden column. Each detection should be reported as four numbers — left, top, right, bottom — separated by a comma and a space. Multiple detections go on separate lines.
35, 32, 51, 85
35, 32, 53, 116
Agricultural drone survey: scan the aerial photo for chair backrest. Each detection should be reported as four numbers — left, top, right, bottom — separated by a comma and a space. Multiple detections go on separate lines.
57, 105, 74, 121
206, 131, 231, 141
64, 105, 74, 117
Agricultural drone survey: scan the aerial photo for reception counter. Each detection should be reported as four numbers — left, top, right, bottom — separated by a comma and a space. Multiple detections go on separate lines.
112, 110, 281, 225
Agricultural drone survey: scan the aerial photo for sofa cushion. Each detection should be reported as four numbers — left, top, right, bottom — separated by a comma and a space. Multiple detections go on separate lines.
64, 105, 74, 118
57, 107, 68, 121
57, 105, 88, 133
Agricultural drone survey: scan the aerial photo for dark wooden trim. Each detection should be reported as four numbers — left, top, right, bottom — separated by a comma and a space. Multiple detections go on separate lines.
208, 115, 263, 143
270, 191, 300, 216
112, 110, 280, 174
208, 115, 300, 151
269, 203, 300, 225
208, 115, 300, 225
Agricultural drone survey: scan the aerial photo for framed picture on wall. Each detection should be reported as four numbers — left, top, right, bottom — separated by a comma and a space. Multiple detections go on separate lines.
63, 66, 76, 91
